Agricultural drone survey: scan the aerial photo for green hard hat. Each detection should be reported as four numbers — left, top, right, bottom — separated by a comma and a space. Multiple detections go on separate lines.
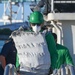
29, 11, 44, 24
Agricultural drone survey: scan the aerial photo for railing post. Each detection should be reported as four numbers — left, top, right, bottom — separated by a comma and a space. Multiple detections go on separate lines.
4, 64, 17, 75
51, 0, 54, 12
60, 65, 66, 75
68, 65, 75, 75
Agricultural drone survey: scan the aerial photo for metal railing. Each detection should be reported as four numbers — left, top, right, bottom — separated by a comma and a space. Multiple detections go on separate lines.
4, 64, 18, 75
53, 65, 75, 75
3, 64, 75, 75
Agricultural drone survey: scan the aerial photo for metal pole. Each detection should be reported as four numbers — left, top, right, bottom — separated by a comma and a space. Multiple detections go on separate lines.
61, 65, 66, 75
4, 3, 6, 25
21, 2, 24, 22
9, 0, 12, 24
68, 65, 75, 75
4, 64, 17, 75
51, 21, 62, 44
51, 0, 54, 12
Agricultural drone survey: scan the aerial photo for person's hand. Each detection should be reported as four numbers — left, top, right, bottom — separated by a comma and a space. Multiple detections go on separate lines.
17, 73, 20, 75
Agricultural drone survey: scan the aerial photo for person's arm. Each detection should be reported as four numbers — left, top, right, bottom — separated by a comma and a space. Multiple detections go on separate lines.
45, 33, 56, 54
64, 48, 74, 65
0, 43, 9, 69
64, 48, 75, 74
0, 55, 6, 69
45, 33, 57, 70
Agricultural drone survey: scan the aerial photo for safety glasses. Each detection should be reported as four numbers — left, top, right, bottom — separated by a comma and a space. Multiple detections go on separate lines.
31, 23, 41, 26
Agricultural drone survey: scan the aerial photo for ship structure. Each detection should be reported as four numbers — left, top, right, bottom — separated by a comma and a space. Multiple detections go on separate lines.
0, 0, 75, 75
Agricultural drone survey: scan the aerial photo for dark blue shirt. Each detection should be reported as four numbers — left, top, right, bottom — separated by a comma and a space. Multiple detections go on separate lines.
0, 40, 17, 75
1, 40, 17, 66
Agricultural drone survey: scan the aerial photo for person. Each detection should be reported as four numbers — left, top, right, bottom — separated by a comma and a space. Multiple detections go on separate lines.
11, 11, 57, 75
52, 33, 74, 73
0, 38, 19, 75
29, 11, 57, 71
